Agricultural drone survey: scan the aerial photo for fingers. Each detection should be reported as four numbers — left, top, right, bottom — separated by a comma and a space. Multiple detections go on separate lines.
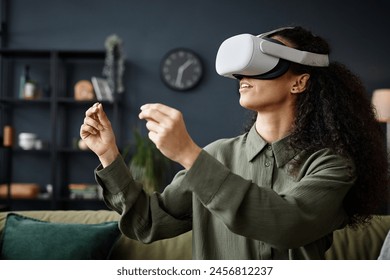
145, 119, 163, 134
139, 103, 182, 126
84, 102, 111, 128
139, 104, 184, 141
138, 103, 201, 169
85, 102, 100, 118
80, 102, 111, 139
84, 115, 103, 131
95, 103, 112, 128
140, 103, 178, 116
80, 123, 97, 139
147, 130, 159, 145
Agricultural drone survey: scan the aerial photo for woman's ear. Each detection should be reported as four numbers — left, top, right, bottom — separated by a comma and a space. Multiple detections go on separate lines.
291, 74, 310, 94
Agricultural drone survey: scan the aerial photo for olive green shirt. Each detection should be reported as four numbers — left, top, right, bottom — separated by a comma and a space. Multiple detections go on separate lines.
95, 125, 355, 259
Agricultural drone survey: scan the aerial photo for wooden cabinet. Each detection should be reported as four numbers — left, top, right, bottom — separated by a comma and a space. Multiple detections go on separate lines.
0, 50, 123, 210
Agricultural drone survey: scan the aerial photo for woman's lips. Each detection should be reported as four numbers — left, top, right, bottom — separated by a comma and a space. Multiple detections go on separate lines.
239, 81, 253, 91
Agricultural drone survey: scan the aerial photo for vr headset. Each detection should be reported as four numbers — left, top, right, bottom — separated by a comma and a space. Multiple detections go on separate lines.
215, 27, 329, 80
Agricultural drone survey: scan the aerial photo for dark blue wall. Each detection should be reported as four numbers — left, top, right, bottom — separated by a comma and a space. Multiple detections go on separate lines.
6, 0, 390, 148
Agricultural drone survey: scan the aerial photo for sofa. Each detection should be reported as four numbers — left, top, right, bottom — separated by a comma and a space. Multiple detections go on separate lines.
0, 210, 389, 260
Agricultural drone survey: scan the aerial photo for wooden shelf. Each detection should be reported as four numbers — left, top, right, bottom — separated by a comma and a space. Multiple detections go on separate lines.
0, 49, 123, 211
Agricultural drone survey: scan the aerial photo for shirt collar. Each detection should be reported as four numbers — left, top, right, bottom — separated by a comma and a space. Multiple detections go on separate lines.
246, 125, 268, 162
245, 125, 299, 167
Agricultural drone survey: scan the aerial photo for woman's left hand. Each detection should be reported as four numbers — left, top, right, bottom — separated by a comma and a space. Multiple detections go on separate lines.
139, 103, 201, 170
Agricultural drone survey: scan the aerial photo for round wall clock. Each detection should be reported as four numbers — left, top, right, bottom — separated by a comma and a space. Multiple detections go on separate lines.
160, 48, 203, 91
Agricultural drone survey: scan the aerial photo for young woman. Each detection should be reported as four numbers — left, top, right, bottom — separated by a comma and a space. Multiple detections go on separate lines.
80, 26, 388, 259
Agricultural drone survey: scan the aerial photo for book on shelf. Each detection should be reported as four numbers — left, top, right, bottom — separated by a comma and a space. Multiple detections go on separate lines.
91, 77, 114, 102
68, 183, 103, 200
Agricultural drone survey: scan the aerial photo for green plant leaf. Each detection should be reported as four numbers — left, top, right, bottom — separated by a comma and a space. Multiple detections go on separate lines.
124, 129, 171, 194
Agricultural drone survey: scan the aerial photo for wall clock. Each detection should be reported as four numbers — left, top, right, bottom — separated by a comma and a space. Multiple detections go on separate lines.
160, 48, 203, 91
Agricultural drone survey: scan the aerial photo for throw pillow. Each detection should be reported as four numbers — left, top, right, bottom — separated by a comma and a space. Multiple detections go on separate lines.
0, 213, 121, 260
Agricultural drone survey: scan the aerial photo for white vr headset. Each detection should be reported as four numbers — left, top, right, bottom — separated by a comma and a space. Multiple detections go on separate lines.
215, 27, 329, 80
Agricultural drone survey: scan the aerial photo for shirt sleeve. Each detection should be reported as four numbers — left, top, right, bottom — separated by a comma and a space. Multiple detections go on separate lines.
95, 155, 192, 243
181, 149, 355, 249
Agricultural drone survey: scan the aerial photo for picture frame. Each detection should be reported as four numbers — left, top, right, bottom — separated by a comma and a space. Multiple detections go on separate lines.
91, 77, 113, 102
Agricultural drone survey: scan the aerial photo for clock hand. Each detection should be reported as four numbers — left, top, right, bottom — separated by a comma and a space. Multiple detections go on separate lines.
179, 59, 194, 72
175, 72, 183, 87
175, 59, 194, 87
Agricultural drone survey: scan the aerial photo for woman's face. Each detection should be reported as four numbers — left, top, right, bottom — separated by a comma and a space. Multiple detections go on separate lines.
238, 35, 307, 114
238, 71, 299, 113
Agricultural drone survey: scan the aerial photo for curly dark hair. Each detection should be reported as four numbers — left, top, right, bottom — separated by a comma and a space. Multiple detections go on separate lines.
246, 26, 389, 227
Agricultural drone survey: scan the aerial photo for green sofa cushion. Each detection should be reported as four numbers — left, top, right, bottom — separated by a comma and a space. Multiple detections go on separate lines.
0, 213, 120, 260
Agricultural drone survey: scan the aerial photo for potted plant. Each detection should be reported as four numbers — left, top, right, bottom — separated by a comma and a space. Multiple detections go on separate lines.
122, 129, 171, 194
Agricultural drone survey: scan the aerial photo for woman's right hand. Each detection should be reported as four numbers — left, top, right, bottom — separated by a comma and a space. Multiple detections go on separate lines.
80, 102, 119, 167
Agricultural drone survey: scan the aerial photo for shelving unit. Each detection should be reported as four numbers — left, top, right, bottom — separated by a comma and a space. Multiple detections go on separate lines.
0, 49, 123, 210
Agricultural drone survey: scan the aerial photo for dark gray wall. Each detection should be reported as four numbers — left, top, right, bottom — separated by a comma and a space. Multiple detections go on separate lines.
5, 0, 390, 148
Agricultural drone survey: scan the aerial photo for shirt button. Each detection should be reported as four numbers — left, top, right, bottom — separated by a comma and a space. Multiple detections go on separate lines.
265, 161, 271, 167
266, 145, 274, 157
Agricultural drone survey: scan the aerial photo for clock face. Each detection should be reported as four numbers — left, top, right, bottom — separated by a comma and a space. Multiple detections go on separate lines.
161, 48, 203, 91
